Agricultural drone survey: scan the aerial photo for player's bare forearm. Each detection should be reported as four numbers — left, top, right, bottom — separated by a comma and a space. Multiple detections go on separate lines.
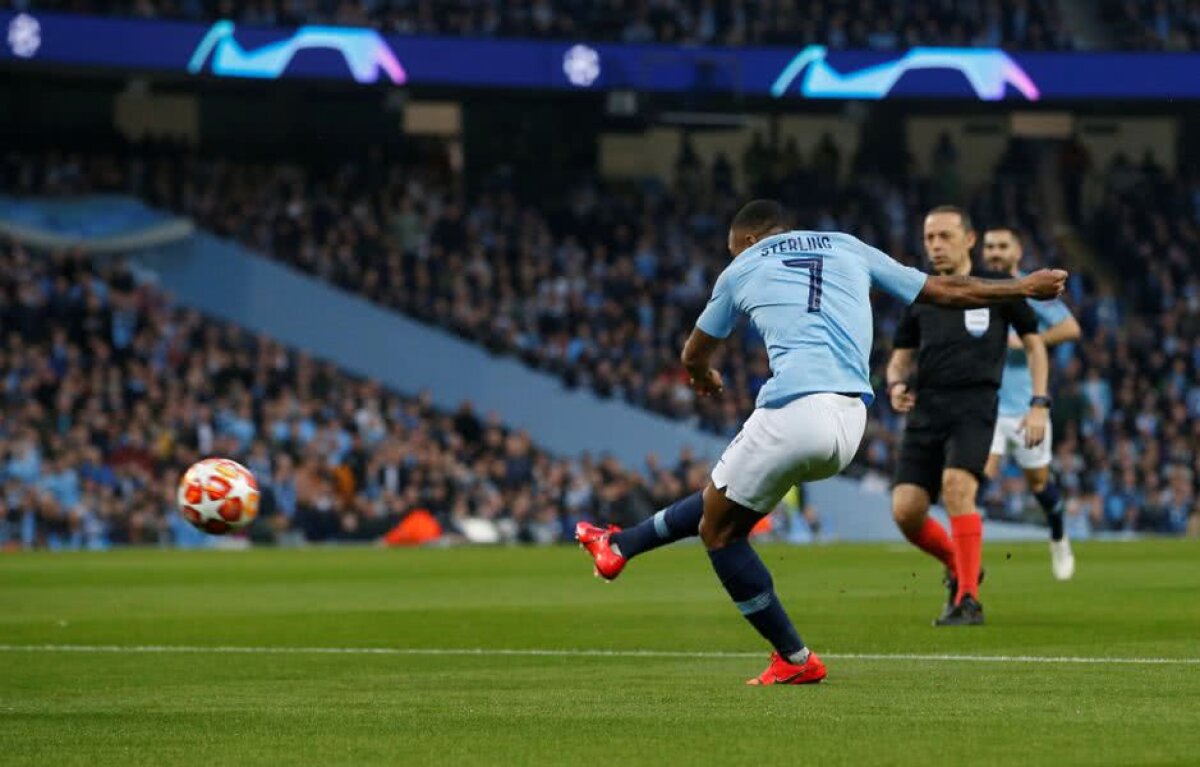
681, 328, 725, 397
886, 348, 917, 412
681, 327, 721, 378
918, 269, 1067, 308
886, 349, 915, 387
1020, 332, 1051, 446
1022, 333, 1050, 397
1040, 316, 1081, 347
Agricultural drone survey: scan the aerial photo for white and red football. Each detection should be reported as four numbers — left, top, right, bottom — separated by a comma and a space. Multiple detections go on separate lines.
176, 458, 260, 535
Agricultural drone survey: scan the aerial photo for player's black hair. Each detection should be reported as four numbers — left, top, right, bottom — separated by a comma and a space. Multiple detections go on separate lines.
731, 199, 787, 236
984, 224, 1024, 245
927, 204, 973, 233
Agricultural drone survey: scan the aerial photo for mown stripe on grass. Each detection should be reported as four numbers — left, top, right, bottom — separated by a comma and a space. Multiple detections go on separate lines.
1, 644, 1198, 665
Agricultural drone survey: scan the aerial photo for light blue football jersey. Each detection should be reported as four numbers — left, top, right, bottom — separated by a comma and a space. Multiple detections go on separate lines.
997, 292, 1073, 417
696, 230, 927, 408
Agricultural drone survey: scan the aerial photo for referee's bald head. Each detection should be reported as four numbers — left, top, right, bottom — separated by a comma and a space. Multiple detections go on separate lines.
923, 205, 977, 276
927, 205, 973, 233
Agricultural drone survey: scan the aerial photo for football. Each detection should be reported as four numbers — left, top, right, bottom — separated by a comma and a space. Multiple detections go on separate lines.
176, 458, 260, 535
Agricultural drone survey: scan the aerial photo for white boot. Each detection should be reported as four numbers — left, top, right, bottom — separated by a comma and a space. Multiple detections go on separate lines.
1050, 537, 1075, 581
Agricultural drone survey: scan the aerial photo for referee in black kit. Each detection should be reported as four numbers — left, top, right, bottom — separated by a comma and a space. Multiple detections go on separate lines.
886, 205, 1050, 626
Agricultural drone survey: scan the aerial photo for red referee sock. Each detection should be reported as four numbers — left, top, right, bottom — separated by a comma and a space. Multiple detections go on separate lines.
902, 518, 957, 571
950, 514, 983, 603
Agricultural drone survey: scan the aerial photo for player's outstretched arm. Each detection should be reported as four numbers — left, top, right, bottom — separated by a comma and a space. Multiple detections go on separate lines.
918, 269, 1068, 308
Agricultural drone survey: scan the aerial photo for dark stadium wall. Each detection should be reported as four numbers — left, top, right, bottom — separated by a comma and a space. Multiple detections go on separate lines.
0, 73, 124, 148
0, 72, 408, 162
4, 71, 604, 188
1181, 114, 1200, 173
461, 93, 602, 200
197, 88, 400, 161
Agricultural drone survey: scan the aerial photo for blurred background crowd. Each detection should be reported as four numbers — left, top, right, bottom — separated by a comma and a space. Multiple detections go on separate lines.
8, 0, 1200, 52
3, 125, 1198, 548
0, 243, 731, 548
4, 0, 1081, 49
3, 0, 1200, 548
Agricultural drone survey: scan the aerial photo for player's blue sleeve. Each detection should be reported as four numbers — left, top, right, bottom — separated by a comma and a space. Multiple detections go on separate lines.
1030, 297, 1072, 328
861, 241, 928, 305
695, 269, 737, 339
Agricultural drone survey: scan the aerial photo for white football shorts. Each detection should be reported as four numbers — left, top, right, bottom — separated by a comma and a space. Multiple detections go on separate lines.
711, 392, 867, 514
988, 413, 1052, 470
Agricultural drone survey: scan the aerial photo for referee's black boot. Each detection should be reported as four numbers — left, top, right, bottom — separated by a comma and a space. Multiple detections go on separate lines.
934, 594, 985, 627
942, 567, 986, 611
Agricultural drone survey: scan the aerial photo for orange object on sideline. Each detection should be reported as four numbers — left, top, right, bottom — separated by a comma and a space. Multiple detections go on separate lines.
382, 509, 443, 546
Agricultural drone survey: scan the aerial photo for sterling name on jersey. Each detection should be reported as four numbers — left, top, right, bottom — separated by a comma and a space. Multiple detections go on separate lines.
997, 293, 1073, 416
696, 230, 928, 409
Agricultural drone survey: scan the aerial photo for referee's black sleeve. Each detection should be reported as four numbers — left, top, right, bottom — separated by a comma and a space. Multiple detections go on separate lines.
894, 306, 920, 348
1003, 299, 1039, 336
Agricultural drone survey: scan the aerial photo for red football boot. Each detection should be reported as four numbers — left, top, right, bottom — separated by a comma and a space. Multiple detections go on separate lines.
746, 651, 827, 685
574, 521, 627, 581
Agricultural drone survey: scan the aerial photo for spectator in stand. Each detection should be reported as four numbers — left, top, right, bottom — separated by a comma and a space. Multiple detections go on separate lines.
1107, 0, 1200, 51
1059, 135, 1091, 227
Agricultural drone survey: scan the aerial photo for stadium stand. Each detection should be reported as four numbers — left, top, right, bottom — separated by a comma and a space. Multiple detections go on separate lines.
4, 139, 1197, 542
0, 242, 724, 549
1, 140, 1049, 437
1074, 152, 1200, 533
1104, 0, 1200, 50
4, 0, 1076, 49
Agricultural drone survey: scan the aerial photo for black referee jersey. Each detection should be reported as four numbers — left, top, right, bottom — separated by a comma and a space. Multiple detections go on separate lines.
892, 269, 1039, 493
893, 269, 1038, 393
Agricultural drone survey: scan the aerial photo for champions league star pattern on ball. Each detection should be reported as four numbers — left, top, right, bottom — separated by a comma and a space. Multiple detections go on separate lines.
176, 458, 261, 535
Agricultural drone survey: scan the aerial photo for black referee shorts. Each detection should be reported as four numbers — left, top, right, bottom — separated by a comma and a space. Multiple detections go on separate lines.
894, 388, 998, 502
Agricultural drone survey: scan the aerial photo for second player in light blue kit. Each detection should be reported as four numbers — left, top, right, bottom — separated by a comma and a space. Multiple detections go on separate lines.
575, 200, 1068, 685
982, 226, 1081, 580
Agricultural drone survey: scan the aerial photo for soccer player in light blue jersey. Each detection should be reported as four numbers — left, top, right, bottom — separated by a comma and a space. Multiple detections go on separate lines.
575, 200, 1068, 685
982, 226, 1081, 580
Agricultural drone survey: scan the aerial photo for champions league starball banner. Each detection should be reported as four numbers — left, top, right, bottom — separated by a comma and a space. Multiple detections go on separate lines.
6, 11, 1200, 101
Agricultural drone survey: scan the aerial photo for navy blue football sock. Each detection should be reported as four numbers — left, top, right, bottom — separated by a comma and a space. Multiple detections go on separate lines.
611, 491, 703, 559
1034, 481, 1066, 541
707, 539, 805, 658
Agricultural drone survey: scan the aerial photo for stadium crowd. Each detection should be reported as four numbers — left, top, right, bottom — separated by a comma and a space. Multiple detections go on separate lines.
4, 135, 1199, 545
1068, 150, 1200, 535
29, 138, 1047, 442
6, 0, 1076, 49
1105, 0, 1200, 51
0, 244, 728, 549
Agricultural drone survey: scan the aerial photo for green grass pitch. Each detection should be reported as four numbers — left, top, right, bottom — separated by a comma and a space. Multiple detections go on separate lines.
2, 540, 1199, 766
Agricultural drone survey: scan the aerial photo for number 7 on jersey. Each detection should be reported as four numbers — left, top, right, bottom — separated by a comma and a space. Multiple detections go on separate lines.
783, 255, 824, 313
